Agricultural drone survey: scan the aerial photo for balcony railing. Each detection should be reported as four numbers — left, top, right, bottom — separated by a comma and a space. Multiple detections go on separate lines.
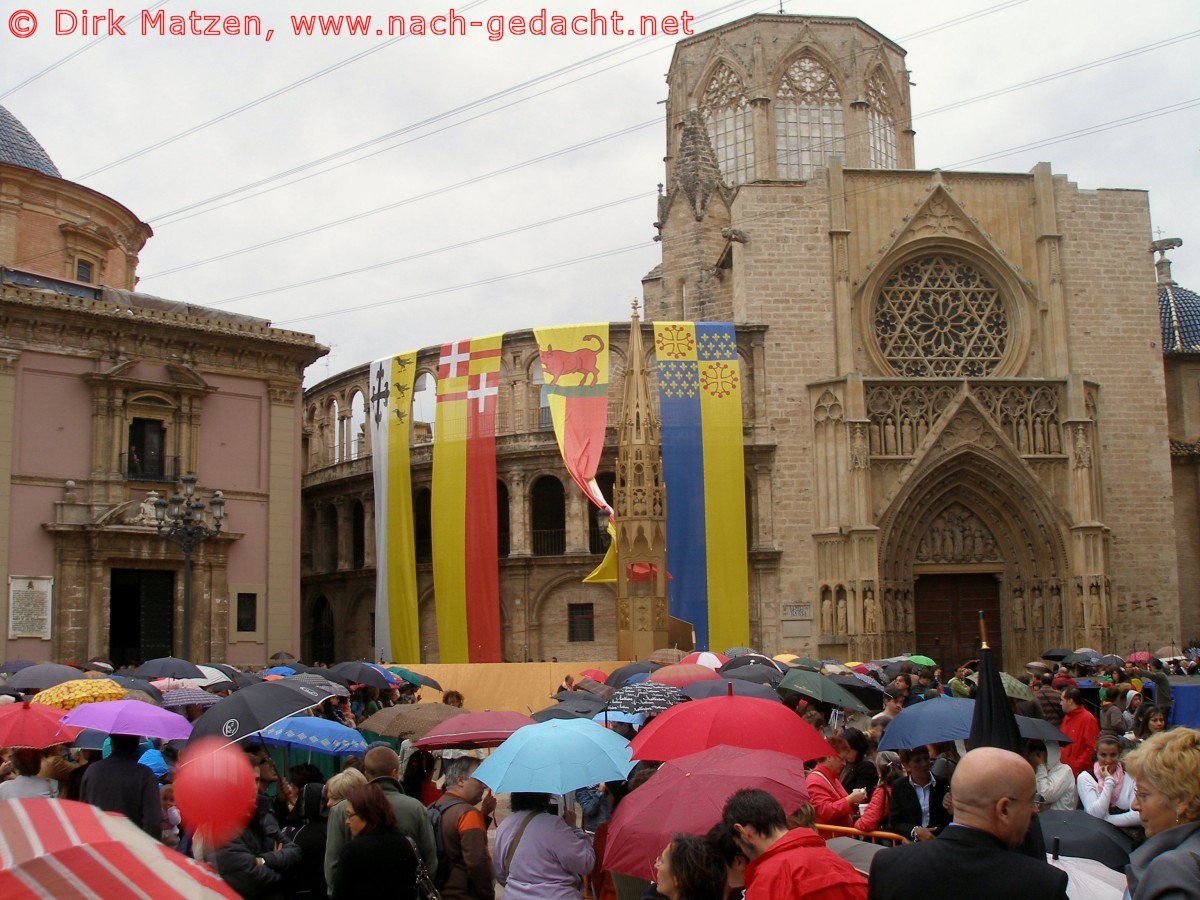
532, 528, 566, 556
122, 453, 179, 483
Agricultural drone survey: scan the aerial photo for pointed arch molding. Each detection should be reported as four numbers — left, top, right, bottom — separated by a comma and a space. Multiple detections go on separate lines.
878, 445, 1070, 588
855, 181, 1037, 379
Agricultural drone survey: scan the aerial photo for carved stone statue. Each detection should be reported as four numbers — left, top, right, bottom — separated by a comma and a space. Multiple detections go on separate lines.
1013, 591, 1026, 630
864, 592, 877, 633
1088, 583, 1102, 628
1031, 590, 1045, 630
1073, 583, 1085, 628
1050, 592, 1062, 628
821, 594, 834, 635
902, 593, 913, 633
836, 595, 848, 635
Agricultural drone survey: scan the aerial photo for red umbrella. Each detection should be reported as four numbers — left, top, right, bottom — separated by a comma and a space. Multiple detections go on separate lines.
647, 663, 721, 688
679, 651, 729, 670
578, 668, 609, 683
0, 797, 238, 898
413, 710, 537, 750
630, 694, 833, 762
0, 701, 81, 749
603, 746, 810, 879
1125, 650, 1151, 664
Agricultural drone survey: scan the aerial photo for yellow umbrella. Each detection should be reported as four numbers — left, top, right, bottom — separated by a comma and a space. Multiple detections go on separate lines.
29, 678, 125, 711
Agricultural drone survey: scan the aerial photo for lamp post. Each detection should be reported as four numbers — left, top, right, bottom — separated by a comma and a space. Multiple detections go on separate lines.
155, 473, 225, 662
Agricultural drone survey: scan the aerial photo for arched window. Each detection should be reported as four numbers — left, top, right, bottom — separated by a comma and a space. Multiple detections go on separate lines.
412, 373, 435, 443
866, 70, 898, 170
351, 499, 366, 569
497, 481, 510, 558
874, 255, 1010, 377
531, 476, 566, 556
701, 63, 755, 186
348, 390, 367, 460
530, 364, 552, 431
775, 56, 844, 179
414, 487, 432, 562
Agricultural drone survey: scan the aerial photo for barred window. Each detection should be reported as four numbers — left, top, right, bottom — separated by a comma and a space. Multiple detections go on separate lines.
874, 256, 1010, 377
775, 56, 844, 179
701, 64, 755, 186
568, 603, 595, 642
866, 71, 898, 170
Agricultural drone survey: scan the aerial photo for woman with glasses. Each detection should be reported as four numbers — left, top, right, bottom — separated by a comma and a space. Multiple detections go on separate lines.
330, 783, 417, 900
1075, 734, 1139, 828
1123, 727, 1200, 899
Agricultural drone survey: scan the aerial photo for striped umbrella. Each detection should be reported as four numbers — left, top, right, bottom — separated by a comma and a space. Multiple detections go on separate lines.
0, 797, 238, 898
28, 678, 125, 711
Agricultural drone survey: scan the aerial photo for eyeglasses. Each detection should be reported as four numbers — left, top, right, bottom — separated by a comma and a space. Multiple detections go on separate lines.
346, 810, 361, 821
1133, 789, 1156, 804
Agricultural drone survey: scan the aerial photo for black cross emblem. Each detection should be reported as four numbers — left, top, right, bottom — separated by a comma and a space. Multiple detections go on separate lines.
371, 364, 389, 425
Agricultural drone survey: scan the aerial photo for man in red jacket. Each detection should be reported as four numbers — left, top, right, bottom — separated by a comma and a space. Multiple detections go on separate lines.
722, 788, 866, 900
1058, 687, 1099, 778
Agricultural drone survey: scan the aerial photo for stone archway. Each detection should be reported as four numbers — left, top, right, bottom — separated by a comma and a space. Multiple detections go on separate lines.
877, 445, 1071, 670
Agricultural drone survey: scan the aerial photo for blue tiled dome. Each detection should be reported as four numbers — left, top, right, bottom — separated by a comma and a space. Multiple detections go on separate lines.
1160, 281, 1200, 354
0, 105, 61, 178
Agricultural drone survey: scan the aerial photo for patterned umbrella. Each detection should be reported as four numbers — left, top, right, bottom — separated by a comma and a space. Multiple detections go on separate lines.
29, 678, 126, 710
646, 648, 685, 666
0, 798, 238, 898
161, 687, 221, 711
260, 715, 367, 756
967, 670, 1034, 701
358, 703, 468, 741
722, 646, 757, 658
287, 672, 350, 697
606, 682, 686, 716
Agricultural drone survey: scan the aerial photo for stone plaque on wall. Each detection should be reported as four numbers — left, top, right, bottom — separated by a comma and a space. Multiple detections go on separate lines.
8, 576, 52, 640
782, 603, 812, 619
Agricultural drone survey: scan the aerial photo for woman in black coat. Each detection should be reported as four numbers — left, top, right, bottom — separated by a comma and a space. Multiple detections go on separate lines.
287, 782, 330, 899
838, 727, 879, 799
330, 783, 417, 900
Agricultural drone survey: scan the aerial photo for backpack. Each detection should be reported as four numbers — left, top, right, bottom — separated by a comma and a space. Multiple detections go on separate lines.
428, 797, 470, 888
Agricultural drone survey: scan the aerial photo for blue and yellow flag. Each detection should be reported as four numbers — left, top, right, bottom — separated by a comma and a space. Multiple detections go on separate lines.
653, 322, 749, 650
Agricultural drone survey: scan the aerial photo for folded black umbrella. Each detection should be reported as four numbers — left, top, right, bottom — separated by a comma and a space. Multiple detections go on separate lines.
1036, 809, 1134, 871
968, 643, 1023, 753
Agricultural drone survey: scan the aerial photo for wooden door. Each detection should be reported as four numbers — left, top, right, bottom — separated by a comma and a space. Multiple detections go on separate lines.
913, 573, 1001, 669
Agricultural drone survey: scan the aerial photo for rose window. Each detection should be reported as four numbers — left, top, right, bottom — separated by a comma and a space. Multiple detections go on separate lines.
874, 256, 1009, 377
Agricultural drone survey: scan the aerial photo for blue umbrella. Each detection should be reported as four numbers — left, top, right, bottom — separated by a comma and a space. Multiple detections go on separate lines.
263, 666, 297, 677
877, 696, 974, 750
260, 715, 368, 756
474, 718, 635, 795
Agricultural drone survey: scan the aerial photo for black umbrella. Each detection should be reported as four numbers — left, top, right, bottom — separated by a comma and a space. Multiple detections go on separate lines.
234, 671, 264, 689
724, 664, 783, 685
328, 661, 391, 690
552, 690, 605, 706
531, 704, 592, 723
967, 628, 1023, 754
412, 672, 442, 691
605, 661, 659, 687
1041, 648, 1071, 661
107, 675, 164, 704
190, 680, 331, 743
6, 663, 86, 691
606, 682, 686, 716
1096, 654, 1125, 668
269, 651, 296, 661
1036, 810, 1134, 871
134, 657, 204, 679
683, 679, 782, 703
1062, 651, 1100, 667
1015, 715, 1071, 744
719, 654, 783, 674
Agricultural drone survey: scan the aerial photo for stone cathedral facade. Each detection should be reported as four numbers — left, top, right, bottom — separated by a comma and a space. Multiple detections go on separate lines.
301, 14, 1190, 670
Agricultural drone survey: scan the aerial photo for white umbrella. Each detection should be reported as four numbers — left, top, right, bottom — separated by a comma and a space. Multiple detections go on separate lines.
1046, 854, 1126, 900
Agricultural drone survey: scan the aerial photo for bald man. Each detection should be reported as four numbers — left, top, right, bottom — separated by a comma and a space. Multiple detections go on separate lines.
867, 748, 1068, 900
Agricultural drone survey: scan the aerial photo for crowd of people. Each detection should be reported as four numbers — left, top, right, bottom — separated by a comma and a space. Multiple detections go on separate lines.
1, 649, 1198, 899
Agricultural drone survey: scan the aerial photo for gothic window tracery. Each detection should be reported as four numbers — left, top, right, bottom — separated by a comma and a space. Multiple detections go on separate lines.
774, 56, 844, 179
865, 70, 898, 169
701, 63, 755, 186
874, 255, 1010, 377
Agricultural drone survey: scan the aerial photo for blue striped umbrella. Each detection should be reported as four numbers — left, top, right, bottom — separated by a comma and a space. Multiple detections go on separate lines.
260, 715, 367, 756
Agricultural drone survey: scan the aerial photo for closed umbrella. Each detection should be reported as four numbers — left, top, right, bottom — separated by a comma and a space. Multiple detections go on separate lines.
968, 639, 1023, 754
358, 702, 468, 741
0, 701, 80, 749
61, 699, 192, 740
473, 718, 634, 795
603, 746, 809, 879
6, 663, 86, 692
630, 695, 833, 762
190, 680, 330, 743
777, 668, 871, 713
0, 797, 238, 898
414, 710, 537, 750
260, 715, 368, 756
134, 657, 204, 679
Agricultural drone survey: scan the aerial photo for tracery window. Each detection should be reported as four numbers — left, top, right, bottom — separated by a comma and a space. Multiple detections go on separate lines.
874, 255, 1010, 377
866, 70, 898, 169
775, 56, 844, 179
701, 64, 755, 186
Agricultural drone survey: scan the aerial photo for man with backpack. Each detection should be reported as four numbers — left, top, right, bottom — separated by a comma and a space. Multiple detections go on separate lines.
429, 756, 496, 899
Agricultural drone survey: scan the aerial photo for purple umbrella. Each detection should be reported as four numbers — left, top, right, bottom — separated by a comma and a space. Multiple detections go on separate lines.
61, 699, 192, 740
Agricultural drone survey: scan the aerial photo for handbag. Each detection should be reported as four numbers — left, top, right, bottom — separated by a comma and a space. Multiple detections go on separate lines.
406, 836, 442, 900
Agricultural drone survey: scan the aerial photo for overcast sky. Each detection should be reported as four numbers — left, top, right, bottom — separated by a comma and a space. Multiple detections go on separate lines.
4, 0, 1197, 383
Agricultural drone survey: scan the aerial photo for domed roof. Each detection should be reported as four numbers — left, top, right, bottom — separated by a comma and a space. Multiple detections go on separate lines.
0, 105, 61, 178
1158, 252, 1200, 354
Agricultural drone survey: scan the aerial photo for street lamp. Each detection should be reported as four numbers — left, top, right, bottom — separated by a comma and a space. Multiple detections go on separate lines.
155, 473, 225, 661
